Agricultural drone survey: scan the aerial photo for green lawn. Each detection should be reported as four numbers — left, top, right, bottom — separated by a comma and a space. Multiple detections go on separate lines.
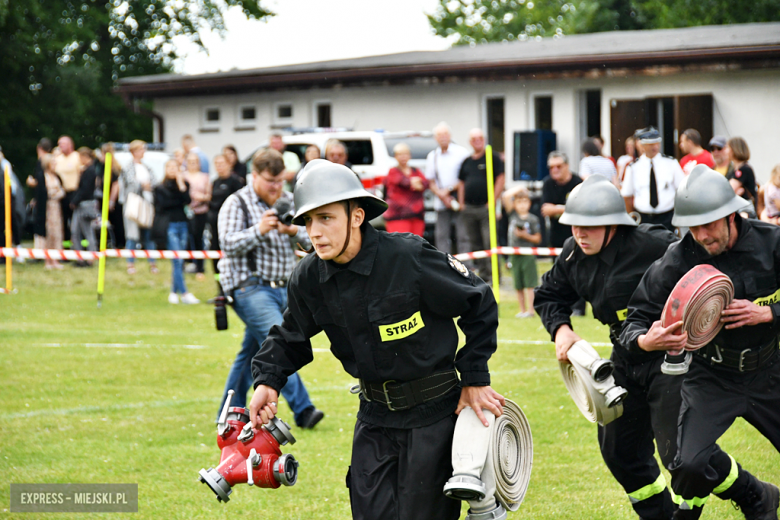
1, 259, 778, 519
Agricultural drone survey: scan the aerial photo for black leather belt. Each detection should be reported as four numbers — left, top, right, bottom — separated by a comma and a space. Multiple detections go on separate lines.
234, 276, 287, 294
696, 336, 779, 372
359, 370, 460, 411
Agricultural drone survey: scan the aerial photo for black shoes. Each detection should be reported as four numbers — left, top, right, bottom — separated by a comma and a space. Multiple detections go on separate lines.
748, 481, 779, 520
296, 407, 324, 429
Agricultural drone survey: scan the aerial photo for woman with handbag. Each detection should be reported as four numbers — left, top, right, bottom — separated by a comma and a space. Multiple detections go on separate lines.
154, 160, 199, 304
119, 140, 158, 275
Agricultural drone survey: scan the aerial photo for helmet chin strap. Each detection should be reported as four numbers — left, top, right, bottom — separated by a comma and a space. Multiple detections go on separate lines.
335, 201, 353, 260
600, 226, 614, 253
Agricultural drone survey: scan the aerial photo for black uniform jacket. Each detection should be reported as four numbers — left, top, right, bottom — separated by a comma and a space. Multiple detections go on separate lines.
535, 224, 678, 363
621, 216, 780, 356
252, 224, 498, 429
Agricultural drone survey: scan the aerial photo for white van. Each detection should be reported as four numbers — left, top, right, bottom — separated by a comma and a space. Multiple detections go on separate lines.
246, 130, 440, 231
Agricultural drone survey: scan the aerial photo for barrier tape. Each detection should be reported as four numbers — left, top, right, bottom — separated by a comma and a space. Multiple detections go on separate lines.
1, 246, 563, 262
661, 265, 734, 351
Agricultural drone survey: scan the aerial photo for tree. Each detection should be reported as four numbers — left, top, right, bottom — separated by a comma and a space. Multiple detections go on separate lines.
427, 0, 780, 46
0, 1, 273, 185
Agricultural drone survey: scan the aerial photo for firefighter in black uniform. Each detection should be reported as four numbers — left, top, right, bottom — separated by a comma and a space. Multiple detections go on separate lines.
247, 160, 504, 520
534, 176, 681, 520
621, 165, 780, 520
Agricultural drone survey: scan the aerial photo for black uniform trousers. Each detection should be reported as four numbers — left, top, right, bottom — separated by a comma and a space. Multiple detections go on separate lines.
669, 354, 780, 519
348, 414, 461, 520
636, 210, 674, 232
598, 353, 681, 520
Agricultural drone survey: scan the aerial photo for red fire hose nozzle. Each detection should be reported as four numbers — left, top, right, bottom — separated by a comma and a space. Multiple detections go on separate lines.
199, 390, 299, 502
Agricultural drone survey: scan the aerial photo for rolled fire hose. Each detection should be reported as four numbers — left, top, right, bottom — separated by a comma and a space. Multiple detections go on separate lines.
660, 264, 734, 375
444, 400, 533, 519
559, 340, 627, 426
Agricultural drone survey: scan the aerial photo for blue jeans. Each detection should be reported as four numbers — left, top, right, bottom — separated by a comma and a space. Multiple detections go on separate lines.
167, 221, 188, 294
126, 228, 156, 265
217, 281, 314, 424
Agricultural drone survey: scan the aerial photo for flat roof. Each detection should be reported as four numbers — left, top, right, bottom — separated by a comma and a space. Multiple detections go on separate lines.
118, 22, 780, 98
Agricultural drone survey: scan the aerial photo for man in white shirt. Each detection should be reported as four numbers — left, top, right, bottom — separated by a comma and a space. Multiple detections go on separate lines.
425, 121, 470, 253
55, 135, 82, 242
579, 139, 618, 185
181, 134, 210, 174
621, 127, 685, 231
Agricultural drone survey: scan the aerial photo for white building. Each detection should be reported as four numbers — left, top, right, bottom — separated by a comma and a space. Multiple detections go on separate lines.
118, 22, 780, 181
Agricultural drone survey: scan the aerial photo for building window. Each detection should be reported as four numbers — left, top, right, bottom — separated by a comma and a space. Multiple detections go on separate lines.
274, 102, 293, 126
534, 96, 553, 131
240, 105, 256, 122
485, 96, 505, 154
201, 106, 221, 130
235, 105, 256, 130
316, 103, 331, 128
585, 90, 601, 139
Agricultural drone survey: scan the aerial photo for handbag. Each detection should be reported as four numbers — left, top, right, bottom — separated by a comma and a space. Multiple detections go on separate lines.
78, 200, 100, 221
125, 191, 155, 228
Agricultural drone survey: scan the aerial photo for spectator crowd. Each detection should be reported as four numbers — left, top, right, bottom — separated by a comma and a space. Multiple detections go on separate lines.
0, 124, 776, 311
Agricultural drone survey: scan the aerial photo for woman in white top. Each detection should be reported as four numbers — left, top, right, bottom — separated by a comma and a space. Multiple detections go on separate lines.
119, 140, 158, 275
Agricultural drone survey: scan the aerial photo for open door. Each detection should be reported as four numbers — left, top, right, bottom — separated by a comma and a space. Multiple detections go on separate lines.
675, 94, 713, 159
610, 99, 646, 159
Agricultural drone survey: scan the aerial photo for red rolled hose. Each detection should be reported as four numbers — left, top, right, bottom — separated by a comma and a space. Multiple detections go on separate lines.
661, 264, 734, 352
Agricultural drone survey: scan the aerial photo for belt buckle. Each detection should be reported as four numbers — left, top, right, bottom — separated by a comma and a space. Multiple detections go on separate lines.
739, 348, 751, 372
711, 345, 723, 364
382, 380, 397, 411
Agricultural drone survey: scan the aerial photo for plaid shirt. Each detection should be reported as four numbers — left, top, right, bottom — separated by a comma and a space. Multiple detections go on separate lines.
217, 184, 310, 293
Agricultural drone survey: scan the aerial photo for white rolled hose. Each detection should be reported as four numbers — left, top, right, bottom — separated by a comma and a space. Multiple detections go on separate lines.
559, 340, 627, 426
444, 400, 533, 518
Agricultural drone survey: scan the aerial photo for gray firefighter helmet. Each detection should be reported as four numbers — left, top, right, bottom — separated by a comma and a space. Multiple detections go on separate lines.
672, 164, 750, 227
292, 159, 387, 225
559, 175, 637, 227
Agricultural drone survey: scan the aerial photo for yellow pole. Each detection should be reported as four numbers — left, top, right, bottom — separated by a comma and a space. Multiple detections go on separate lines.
4, 164, 12, 293
485, 145, 499, 303
96, 153, 112, 308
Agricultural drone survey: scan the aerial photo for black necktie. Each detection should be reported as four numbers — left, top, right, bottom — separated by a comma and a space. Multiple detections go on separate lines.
649, 162, 658, 209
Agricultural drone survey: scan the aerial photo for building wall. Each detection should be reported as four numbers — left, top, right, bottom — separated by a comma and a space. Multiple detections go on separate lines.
153, 67, 780, 182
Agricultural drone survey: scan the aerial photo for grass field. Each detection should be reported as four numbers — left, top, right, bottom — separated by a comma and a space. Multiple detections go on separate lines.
2, 258, 779, 519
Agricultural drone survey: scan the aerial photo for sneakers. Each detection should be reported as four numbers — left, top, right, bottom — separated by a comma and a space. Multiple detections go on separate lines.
180, 293, 200, 304
296, 407, 324, 429
168, 293, 179, 304
184, 263, 197, 274
515, 311, 534, 318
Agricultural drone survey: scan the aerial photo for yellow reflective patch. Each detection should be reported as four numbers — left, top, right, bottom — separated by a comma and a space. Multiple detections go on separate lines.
617, 308, 628, 321
754, 288, 780, 307
379, 311, 425, 342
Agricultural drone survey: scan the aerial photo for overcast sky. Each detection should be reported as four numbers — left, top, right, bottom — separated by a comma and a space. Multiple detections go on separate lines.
176, 0, 455, 75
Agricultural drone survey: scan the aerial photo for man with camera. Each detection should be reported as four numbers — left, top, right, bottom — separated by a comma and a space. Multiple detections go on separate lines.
216, 148, 324, 429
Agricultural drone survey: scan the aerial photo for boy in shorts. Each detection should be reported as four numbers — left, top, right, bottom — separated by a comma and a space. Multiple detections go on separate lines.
507, 188, 541, 317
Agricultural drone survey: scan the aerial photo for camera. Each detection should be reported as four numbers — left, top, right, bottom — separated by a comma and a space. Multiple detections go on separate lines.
273, 198, 295, 227
214, 294, 229, 331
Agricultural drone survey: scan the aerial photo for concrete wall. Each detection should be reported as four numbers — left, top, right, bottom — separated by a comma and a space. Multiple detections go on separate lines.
153, 67, 780, 182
